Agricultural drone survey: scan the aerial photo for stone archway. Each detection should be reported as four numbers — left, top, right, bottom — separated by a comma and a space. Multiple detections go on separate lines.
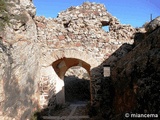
41, 49, 98, 69
52, 58, 91, 79
64, 66, 90, 103
40, 49, 98, 108
52, 57, 91, 104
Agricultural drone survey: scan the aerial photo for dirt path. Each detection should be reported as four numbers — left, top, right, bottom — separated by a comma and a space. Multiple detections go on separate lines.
43, 103, 90, 120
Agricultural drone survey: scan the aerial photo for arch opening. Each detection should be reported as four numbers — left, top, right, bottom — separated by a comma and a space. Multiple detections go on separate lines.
52, 57, 92, 104
52, 57, 91, 79
64, 66, 90, 103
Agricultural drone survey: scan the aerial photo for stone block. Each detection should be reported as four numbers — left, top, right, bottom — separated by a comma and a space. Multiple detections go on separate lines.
58, 35, 66, 40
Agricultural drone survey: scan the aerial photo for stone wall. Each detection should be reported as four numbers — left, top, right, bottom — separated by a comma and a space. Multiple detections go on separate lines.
1, 0, 156, 119
34, 2, 136, 107
112, 17, 160, 115
97, 17, 160, 119
35, 2, 136, 65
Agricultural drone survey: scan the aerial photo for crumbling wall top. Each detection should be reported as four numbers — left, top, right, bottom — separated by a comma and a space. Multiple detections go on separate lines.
56, 2, 116, 27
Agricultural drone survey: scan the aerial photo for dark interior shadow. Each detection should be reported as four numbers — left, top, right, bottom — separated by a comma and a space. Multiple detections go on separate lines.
64, 75, 90, 103
88, 43, 134, 118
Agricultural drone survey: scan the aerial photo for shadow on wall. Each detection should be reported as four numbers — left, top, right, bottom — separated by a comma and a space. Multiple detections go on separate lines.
31, 76, 90, 119
3, 72, 38, 120
89, 42, 135, 118
30, 90, 63, 120
31, 58, 92, 119
90, 27, 160, 119
0, 40, 40, 120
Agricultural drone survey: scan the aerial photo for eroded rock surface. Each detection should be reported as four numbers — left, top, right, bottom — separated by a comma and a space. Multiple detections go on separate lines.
0, 0, 39, 119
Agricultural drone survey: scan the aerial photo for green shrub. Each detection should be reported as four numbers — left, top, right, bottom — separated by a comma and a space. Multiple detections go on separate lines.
0, 0, 9, 31
30, 110, 43, 120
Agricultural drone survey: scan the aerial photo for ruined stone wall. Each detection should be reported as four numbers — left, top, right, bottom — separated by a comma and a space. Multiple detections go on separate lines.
83, 17, 160, 119
35, 2, 136, 64
0, 1, 140, 119
35, 2, 136, 107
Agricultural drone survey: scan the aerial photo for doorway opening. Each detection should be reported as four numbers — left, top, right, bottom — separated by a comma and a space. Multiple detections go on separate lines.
52, 57, 91, 104
64, 66, 90, 104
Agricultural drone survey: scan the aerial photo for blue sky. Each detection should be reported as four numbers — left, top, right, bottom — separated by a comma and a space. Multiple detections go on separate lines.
33, 0, 160, 27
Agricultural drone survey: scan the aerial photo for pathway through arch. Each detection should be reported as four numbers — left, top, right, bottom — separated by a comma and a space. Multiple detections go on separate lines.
43, 103, 90, 120
43, 58, 92, 119
52, 57, 92, 104
64, 66, 90, 104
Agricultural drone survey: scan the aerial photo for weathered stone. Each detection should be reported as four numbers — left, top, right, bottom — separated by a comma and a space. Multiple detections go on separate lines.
110, 27, 160, 117
20, 0, 36, 17
57, 35, 65, 40
145, 16, 160, 32
75, 42, 82, 47
36, 22, 46, 29
1, 0, 160, 119
0, 0, 39, 119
